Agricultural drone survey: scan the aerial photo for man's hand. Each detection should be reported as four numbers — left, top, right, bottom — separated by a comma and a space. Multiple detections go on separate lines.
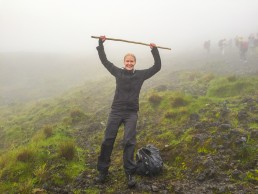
99, 35, 106, 45
150, 43, 156, 49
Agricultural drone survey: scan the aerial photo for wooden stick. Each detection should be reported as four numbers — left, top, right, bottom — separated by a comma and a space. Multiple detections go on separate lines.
91, 36, 171, 50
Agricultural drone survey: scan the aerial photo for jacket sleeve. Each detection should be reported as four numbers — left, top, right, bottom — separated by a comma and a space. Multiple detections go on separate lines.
96, 45, 120, 76
143, 47, 161, 80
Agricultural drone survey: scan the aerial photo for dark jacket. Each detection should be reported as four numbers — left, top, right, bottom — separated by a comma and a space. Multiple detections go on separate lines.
97, 45, 161, 111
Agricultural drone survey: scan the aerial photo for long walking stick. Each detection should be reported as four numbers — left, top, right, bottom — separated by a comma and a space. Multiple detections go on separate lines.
91, 36, 171, 50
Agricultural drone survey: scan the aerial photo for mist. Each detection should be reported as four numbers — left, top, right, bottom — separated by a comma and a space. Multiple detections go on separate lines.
1, 0, 258, 53
1, 0, 258, 105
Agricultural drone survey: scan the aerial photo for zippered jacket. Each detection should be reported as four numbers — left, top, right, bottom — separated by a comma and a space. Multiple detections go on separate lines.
97, 45, 161, 111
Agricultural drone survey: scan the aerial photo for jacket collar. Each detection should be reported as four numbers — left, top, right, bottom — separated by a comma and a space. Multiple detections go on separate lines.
123, 68, 135, 74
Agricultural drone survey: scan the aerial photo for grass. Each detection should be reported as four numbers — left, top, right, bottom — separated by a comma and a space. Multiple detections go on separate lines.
1, 72, 258, 193
58, 141, 76, 161
0, 123, 86, 192
206, 76, 258, 98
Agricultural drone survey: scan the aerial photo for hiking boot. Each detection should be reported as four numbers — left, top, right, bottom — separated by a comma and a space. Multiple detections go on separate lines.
94, 172, 108, 184
126, 174, 136, 188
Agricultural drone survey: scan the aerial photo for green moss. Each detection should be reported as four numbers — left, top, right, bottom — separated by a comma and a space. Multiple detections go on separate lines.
249, 122, 258, 128
158, 131, 176, 143
180, 128, 194, 143
245, 170, 258, 182
197, 146, 210, 154
64, 161, 85, 179
83, 188, 100, 194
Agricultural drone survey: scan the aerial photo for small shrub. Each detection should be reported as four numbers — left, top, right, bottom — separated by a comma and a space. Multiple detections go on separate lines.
227, 75, 237, 82
43, 125, 53, 138
171, 96, 188, 107
149, 94, 162, 105
17, 149, 34, 162
202, 73, 215, 82
59, 141, 76, 161
70, 109, 85, 123
165, 111, 178, 119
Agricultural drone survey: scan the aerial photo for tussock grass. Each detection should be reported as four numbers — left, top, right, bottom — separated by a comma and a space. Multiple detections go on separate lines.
43, 125, 54, 138
70, 109, 86, 124
58, 141, 76, 161
170, 96, 189, 107
148, 93, 163, 105
16, 148, 34, 163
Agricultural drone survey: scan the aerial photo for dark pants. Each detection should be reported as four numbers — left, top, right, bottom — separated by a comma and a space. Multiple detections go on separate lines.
97, 109, 138, 175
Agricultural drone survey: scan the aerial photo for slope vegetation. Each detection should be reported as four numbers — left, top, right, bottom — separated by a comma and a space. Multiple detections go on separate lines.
0, 54, 258, 193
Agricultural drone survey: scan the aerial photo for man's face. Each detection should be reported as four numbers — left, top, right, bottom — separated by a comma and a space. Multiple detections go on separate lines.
124, 56, 136, 71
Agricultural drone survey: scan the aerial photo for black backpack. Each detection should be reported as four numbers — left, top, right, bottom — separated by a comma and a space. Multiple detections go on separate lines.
135, 144, 163, 176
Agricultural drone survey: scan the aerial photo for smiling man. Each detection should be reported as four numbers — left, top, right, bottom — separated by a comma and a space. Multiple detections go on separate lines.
94, 35, 161, 188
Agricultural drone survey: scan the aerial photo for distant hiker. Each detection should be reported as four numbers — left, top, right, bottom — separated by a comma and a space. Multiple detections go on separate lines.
94, 35, 161, 188
218, 39, 227, 55
203, 40, 211, 53
235, 36, 240, 48
235, 36, 244, 47
239, 38, 249, 63
248, 34, 255, 56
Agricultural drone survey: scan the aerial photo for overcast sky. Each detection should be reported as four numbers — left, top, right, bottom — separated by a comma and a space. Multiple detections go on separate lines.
0, 0, 258, 55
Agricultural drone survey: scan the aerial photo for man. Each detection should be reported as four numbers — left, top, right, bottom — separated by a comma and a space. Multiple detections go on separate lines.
95, 35, 161, 188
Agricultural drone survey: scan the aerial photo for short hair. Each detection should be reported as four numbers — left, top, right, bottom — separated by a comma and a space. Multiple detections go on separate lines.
124, 53, 136, 62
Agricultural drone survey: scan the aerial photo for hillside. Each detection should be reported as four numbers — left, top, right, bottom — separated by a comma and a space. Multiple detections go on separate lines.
0, 52, 106, 106
0, 50, 258, 193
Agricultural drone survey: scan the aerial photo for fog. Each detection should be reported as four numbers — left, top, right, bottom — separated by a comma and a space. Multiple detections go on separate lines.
1, 0, 258, 54
1, 0, 258, 104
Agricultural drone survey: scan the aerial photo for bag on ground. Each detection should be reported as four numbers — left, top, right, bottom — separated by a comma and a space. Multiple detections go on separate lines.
135, 144, 163, 176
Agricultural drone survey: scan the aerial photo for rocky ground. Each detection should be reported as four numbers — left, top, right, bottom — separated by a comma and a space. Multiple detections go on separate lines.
40, 94, 258, 194
28, 51, 258, 194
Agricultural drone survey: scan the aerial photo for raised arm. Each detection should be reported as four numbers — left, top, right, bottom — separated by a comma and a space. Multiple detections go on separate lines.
143, 43, 161, 80
96, 35, 120, 76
